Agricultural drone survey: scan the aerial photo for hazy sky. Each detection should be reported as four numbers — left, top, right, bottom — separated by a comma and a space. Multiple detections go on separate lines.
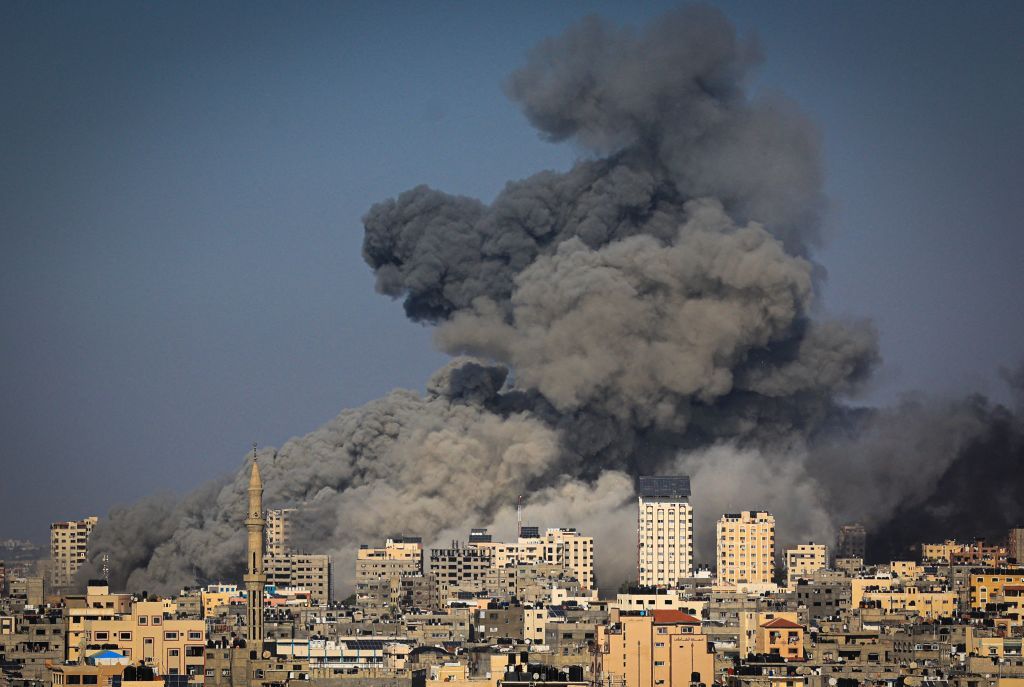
2, 1, 1022, 541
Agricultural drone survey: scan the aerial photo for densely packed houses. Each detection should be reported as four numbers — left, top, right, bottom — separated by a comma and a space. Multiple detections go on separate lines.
3, 469, 1023, 687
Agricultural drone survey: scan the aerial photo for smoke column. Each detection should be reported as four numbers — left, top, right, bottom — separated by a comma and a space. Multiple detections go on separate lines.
84, 7, 1023, 593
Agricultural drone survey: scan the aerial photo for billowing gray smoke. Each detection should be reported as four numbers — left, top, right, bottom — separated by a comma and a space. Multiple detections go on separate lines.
82, 7, 1019, 594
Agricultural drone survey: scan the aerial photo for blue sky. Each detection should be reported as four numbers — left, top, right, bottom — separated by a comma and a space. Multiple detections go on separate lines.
1, 1, 1022, 540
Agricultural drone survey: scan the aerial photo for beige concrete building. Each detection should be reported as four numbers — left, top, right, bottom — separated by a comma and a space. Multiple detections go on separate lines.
520, 527, 595, 591
49, 516, 98, 591
428, 544, 493, 606
265, 508, 294, 556
66, 586, 205, 678
65, 580, 132, 659
357, 538, 423, 571
922, 539, 961, 563
754, 617, 804, 660
850, 576, 895, 609
264, 553, 331, 605
785, 543, 827, 589
861, 586, 957, 619
889, 560, 923, 580
49, 661, 126, 687
717, 511, 775, 586
599, 609, 714, 687
637, 476, 694, 587
969, 569, 1024, 610
355, 537, 423, 613
9, 575, 46, 606
738, 611, 801, 657
200, 584, 243, 618
475, 526, 595, 591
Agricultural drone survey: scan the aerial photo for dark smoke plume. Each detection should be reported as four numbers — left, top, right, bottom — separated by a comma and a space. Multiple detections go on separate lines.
83, 7, 1020, 593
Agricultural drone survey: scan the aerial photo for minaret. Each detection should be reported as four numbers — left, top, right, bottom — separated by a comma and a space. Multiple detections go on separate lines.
244, 444, 266, 647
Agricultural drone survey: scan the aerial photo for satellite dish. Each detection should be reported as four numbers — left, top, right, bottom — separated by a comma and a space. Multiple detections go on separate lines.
262, 650, 271, 659
828, 679, 837, 686
533, 674, 540, 680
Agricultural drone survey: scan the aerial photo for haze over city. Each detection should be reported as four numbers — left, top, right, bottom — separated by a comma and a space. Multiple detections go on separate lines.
2, 1, 1022, 550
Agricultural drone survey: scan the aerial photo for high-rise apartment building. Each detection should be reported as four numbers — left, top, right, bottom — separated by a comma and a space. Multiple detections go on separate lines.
49, 516, 98, 591
785, 542, 827, 589
637, 476, 694, 587
717, 511, 775, 586
836, 523, 867, 560
266, 508, 294, 556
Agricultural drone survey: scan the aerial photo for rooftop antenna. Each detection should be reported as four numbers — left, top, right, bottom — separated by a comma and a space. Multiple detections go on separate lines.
517, 495, 523, 537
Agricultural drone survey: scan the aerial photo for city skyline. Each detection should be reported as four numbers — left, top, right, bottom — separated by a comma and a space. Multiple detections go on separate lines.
3, 4, 1024, 685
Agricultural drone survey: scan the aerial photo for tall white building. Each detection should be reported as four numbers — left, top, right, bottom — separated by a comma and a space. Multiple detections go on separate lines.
637, 475, 693, 587
717, 511, 776, 586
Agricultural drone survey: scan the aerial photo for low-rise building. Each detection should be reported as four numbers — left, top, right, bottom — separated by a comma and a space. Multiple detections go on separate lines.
784, 543, 827, 589
599, 610, 714, 687
754, 617, 804, 661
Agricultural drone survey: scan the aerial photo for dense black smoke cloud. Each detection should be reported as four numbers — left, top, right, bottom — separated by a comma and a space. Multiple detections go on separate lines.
83, 7, 1021, 593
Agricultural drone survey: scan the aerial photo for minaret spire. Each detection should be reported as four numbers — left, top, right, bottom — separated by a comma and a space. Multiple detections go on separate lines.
244, 442, 266, 647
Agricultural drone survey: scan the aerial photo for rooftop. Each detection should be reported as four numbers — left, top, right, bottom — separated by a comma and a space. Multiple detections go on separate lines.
637, 475, 690, 499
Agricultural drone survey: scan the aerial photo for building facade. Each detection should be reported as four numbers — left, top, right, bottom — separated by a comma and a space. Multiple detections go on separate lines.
717, 511, 776, 586
263, 553, 332, 605
836, 523, 867, 561
265, 508, 294, 556
785, 543, 828, 589
599, 609, 714, 687
637, 475, 693, 588
49, 516, 98, 591
1010, 527, 1024, 565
